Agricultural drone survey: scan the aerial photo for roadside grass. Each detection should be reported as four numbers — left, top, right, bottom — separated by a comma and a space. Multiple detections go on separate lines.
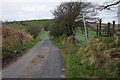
76, 36, 119, 78
3, 30, 46, 68
6, 23, 26, 31
50, 37, 81, 78
37, 31, 46, 40
50, 35, 119, 78
11, 31, 46, 52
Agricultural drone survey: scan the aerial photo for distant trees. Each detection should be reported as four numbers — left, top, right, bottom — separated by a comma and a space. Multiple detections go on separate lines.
50, 1, 98, 37
44, 22, 51, 31
26, 25, 41, 39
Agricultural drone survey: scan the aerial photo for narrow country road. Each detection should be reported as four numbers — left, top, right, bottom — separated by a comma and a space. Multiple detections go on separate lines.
2, 32, 64, 78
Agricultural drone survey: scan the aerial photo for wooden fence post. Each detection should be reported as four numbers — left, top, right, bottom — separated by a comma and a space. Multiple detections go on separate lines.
99, 19, 102, 36
107, 22, 110, 37
96, 25, 99, 36
112, 21, 115, 36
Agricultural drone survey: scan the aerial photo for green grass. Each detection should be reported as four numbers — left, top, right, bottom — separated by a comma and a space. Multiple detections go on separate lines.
62, 53, 81, 78
50, 35, 119, 78
99, 36, 117, 44
5, 19, 52, 31
50, 37, 81, 78
37, 31, 46, 40
6, 23, 26, 30
75, 28, 96, 43
88, 29, 96, 36
22, 19, 52, 26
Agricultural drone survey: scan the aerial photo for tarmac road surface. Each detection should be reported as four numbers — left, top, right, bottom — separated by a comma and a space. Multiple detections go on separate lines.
2, 32, 64, 78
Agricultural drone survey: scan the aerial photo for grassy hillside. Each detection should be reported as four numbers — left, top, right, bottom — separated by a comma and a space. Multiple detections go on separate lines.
5, 19, 52, 31
22, 19, 52, 26
6, 23, 26, 31
50, 35, 120, 78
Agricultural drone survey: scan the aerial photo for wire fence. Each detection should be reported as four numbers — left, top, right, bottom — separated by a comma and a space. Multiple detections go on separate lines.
75, 33, 94, 45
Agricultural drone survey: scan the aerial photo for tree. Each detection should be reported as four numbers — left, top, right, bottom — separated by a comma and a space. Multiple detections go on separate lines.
51, 1, 98, 37
98, 0, 120, 11
26, 25, 41, 39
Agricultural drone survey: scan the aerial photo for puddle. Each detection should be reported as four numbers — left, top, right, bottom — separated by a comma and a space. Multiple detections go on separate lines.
61, 74, 66, 78
29, 54, 45, 66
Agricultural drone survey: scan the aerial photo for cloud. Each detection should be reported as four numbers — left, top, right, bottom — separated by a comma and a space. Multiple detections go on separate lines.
0, 1, 118, 23
1, 2, 60, 21
97, 7, 118, 23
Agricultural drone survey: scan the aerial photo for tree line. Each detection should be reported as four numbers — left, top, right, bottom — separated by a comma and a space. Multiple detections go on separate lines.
48, 1, 98, 38
47, 1, 119, 38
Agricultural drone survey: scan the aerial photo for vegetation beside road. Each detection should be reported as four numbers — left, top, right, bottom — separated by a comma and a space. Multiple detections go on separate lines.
2, 20, 47, 68
10, 31, 45, 52
50, 35, 120, 78
48, 1, 119, 78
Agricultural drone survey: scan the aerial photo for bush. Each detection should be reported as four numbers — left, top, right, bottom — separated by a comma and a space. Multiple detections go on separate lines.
2, 25, 33, 59
49, 22, 66, 37
26, 25, 41, 39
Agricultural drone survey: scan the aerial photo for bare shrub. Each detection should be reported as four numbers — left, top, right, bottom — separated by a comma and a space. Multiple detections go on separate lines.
26, 25, 41, 39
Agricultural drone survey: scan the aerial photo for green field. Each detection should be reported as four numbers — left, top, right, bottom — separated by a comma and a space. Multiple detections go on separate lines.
6, 23, 26, 31
22, 19, 52, 26
75, 28, 96, 43
5, 19, 52, 30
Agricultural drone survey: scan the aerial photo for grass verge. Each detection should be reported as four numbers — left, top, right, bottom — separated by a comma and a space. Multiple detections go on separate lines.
50, 37, 81, 78
50, 35, 119, 78
11, 31, 46, 52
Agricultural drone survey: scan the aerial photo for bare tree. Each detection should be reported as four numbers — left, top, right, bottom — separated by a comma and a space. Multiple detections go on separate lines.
98, 0, 120, 11
51, 1, 98, 37
26, 25, 41, 39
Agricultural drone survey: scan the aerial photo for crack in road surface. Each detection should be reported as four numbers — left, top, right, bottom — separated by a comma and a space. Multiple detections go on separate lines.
2, 32, 64, 78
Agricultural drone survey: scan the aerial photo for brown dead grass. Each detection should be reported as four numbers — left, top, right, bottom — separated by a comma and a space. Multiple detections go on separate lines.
76, 37, 120, 78
2, 25, 33, 51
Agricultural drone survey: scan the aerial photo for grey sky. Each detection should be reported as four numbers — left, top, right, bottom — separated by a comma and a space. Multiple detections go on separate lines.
0, 0, 118, 23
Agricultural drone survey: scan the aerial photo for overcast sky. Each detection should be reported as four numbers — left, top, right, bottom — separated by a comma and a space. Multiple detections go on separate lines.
0, 0, 119, 23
